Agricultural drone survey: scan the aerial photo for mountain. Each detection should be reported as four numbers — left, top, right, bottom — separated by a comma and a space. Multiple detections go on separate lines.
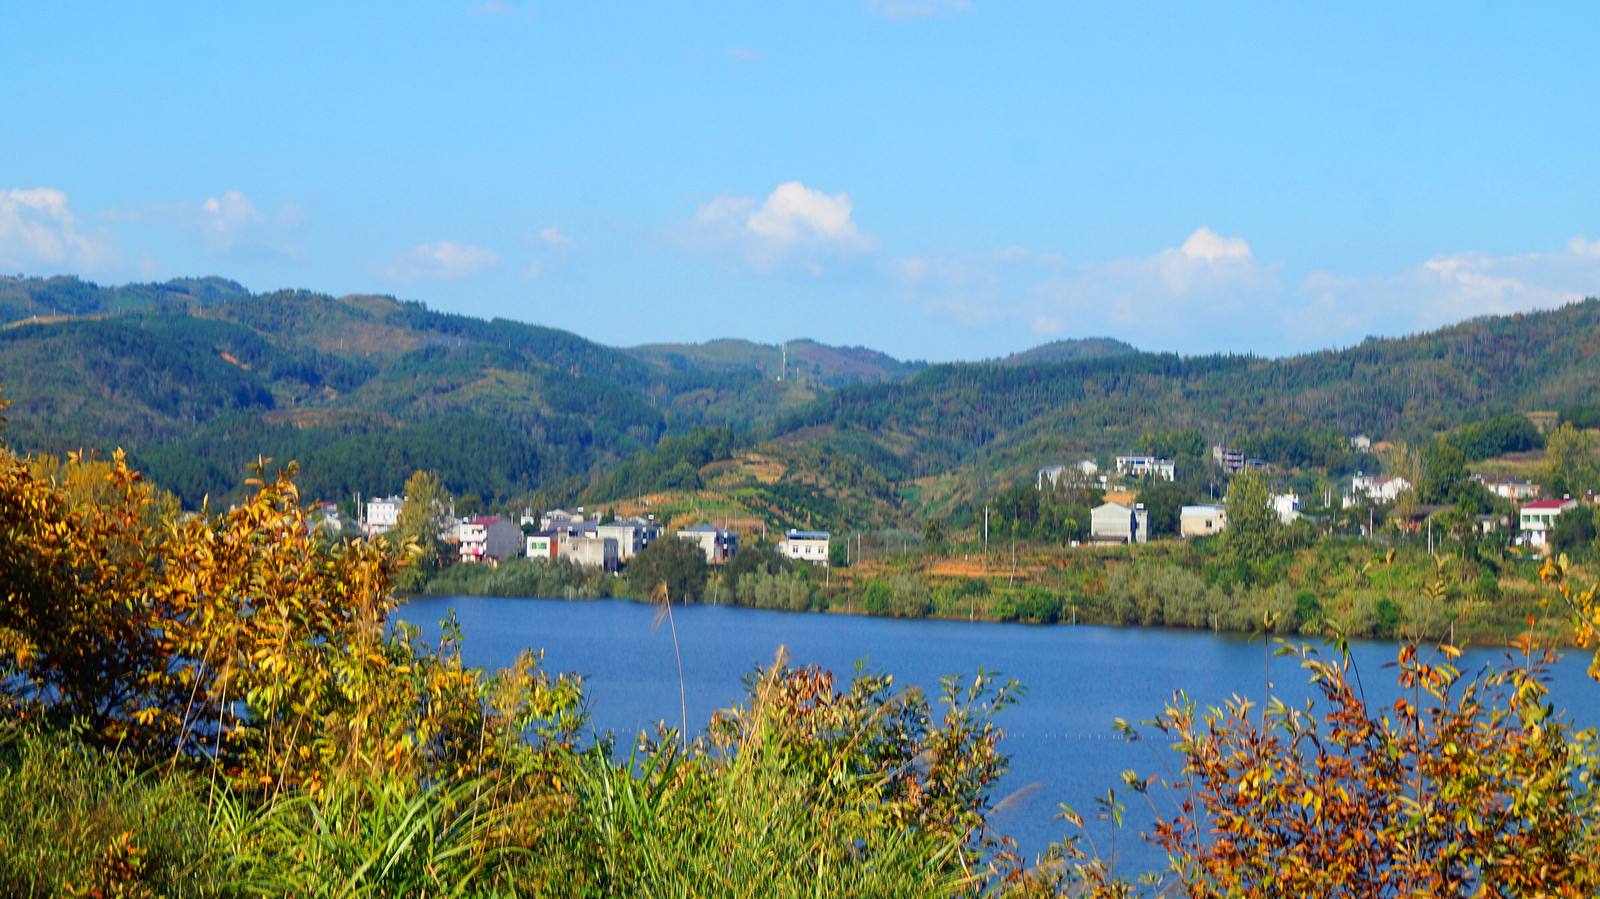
3, 274, 1598, 534
993, 337, 1138, 366
626, 338, 925, 387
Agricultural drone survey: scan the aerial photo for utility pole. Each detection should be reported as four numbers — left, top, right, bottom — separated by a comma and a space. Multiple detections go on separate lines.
984, 506, 990, 556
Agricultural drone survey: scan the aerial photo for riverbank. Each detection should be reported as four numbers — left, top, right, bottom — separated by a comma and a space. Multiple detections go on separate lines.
416, 537, 1587, 648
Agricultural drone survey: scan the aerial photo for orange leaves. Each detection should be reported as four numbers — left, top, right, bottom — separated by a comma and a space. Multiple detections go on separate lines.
1135, 641, 1597, 897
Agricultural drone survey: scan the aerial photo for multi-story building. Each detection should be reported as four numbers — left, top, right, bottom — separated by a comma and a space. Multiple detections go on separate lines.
597, 517, 662, 561
1520, 499, 1579, 547
778, 529, 831, 566
459, 515, 524, 564
364, 495, 404, 535
676, 524, 739, 563
1114, 455, 1176, 482
1091, 502, 1149, 543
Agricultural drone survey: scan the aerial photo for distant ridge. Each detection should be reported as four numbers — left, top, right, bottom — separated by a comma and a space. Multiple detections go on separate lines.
993, 337, 1138, 366
626, 337, 925, 387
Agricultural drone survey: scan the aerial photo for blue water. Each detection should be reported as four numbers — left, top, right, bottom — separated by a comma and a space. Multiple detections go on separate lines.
398, 596, 1600, 877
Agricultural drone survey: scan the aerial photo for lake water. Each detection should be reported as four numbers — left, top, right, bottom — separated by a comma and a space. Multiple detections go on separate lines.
398, 596, 1600, 877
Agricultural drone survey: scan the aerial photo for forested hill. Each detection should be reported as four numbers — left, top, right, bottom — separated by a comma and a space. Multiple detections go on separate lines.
770, 299, 1600, 496
626, 337, 924, 387
2, 273, 1597, 530
0, 276, 809, 507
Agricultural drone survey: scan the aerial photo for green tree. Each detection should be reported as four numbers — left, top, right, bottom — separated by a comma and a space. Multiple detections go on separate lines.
1544, 422, 1598, 496
394, 470, 453, 590
1417, 440, 1468, 504
1136, 479, 1196, 537
1221, 469, 1279, 563
627, 534, 709, 602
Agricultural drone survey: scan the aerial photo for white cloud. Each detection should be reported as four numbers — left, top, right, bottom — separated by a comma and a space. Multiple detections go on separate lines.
468, 0, 519, 15
667, 181, 878, 276
728, 46, 764, 64
1290, 241, 1600, 343
532, 225, 575, 250
377, 241, 500, 282
889, 228, 1600, 355
0, 187, 121, 274
105, 190, 306, 260
869, 0, 970, 21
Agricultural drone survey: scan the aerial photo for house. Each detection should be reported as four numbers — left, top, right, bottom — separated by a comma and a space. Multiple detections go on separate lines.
540, 508, 594, 534
1271, 492, 1302, 524
1038, 460, 1100, 490
1090, 502, 1149, 543
1114, 455, 1176, 481
1180, 504, 1227, 538
676, 524, 739, 563
308, 502, 347, 538
597, 517, 662, 562
364, 495, 404, 536
1485, 479, 1541, 501
1519, 498, 1579, 547
1344, 473, 1411, 506
1212, 446, 1246, 473
459, 515, 524, 564
563, 533, 619, 570
526, 531, 557, 560
1350, 434, 1372, 453
525, 529, 620, 569
778, 529, 831, 566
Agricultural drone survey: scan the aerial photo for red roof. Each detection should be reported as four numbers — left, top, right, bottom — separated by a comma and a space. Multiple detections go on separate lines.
469, 515, 505, 525
1521, 500, 1574, 510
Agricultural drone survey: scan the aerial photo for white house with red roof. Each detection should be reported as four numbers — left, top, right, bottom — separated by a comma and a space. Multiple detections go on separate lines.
1519, 498, 1579, 547
459, 515, 523, 564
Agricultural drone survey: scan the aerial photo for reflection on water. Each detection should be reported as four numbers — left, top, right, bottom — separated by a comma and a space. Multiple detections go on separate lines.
399, 596, 1600, 875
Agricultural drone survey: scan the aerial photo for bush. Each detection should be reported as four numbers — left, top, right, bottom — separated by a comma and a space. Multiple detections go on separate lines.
1014, 588, 1062, 624
627, 533, 710, 602
735, 569, 815, 611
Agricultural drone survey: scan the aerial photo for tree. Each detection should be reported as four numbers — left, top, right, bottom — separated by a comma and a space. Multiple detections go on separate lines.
1544, 422, 1598, 496
627, 534, 709, 602
394, 470, 453, 590
1417, 439, 1467, 504
1221, 470, 1279, 562
1136, 480, 1195, 538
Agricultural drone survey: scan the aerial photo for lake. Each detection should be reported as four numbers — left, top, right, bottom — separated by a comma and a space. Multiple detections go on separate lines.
398, 596, 1600, 877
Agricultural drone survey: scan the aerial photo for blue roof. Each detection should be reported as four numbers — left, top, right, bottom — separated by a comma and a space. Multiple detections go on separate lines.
785, 530, 831, 540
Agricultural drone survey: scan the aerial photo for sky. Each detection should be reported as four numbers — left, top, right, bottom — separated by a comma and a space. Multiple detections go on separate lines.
4, 1, 1600, 362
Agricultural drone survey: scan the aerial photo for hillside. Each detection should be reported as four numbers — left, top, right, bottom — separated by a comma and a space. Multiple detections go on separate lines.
993, 337, 1138, 366
3, 274, 1598, 534
626, 337, 924, 387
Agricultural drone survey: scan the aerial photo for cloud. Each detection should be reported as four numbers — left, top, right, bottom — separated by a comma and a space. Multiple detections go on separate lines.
666, 181, 879, 276
728, 46, 764, 65
889, 228, 1600, 355
532, 225, 576, 250
0, 187, 121, 274
1290, 240, 1600, 342
889, 228, 1283, 350
376, 241, 500, 282
468, 0, 519, 15
868, 0, 970, 21
105, 190, 306, 260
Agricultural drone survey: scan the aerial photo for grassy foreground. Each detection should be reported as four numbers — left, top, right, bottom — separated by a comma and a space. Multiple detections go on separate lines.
6, 416, 1600, 896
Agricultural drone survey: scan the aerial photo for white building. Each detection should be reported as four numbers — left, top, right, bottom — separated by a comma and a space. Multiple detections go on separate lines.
1520, 499, 1579, 547
1350, 434, 1372, 452
1344, 473, 1411, 507
364, 495, 404, 536
1486, 479, 1541, 501
1091, 502, 1149, 543
1038, 460, 1100, 490
597, 517, 662, 561
459, 515, 523, 564
1180, 504, 1227, 539
778, 529, 831, 566
1115, 456, 1176, 482
676, 524, 739, 563
1271, 492, 1302, 524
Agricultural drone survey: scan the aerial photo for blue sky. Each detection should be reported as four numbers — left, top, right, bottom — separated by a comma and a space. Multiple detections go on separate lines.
4, 2, 1600, 361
